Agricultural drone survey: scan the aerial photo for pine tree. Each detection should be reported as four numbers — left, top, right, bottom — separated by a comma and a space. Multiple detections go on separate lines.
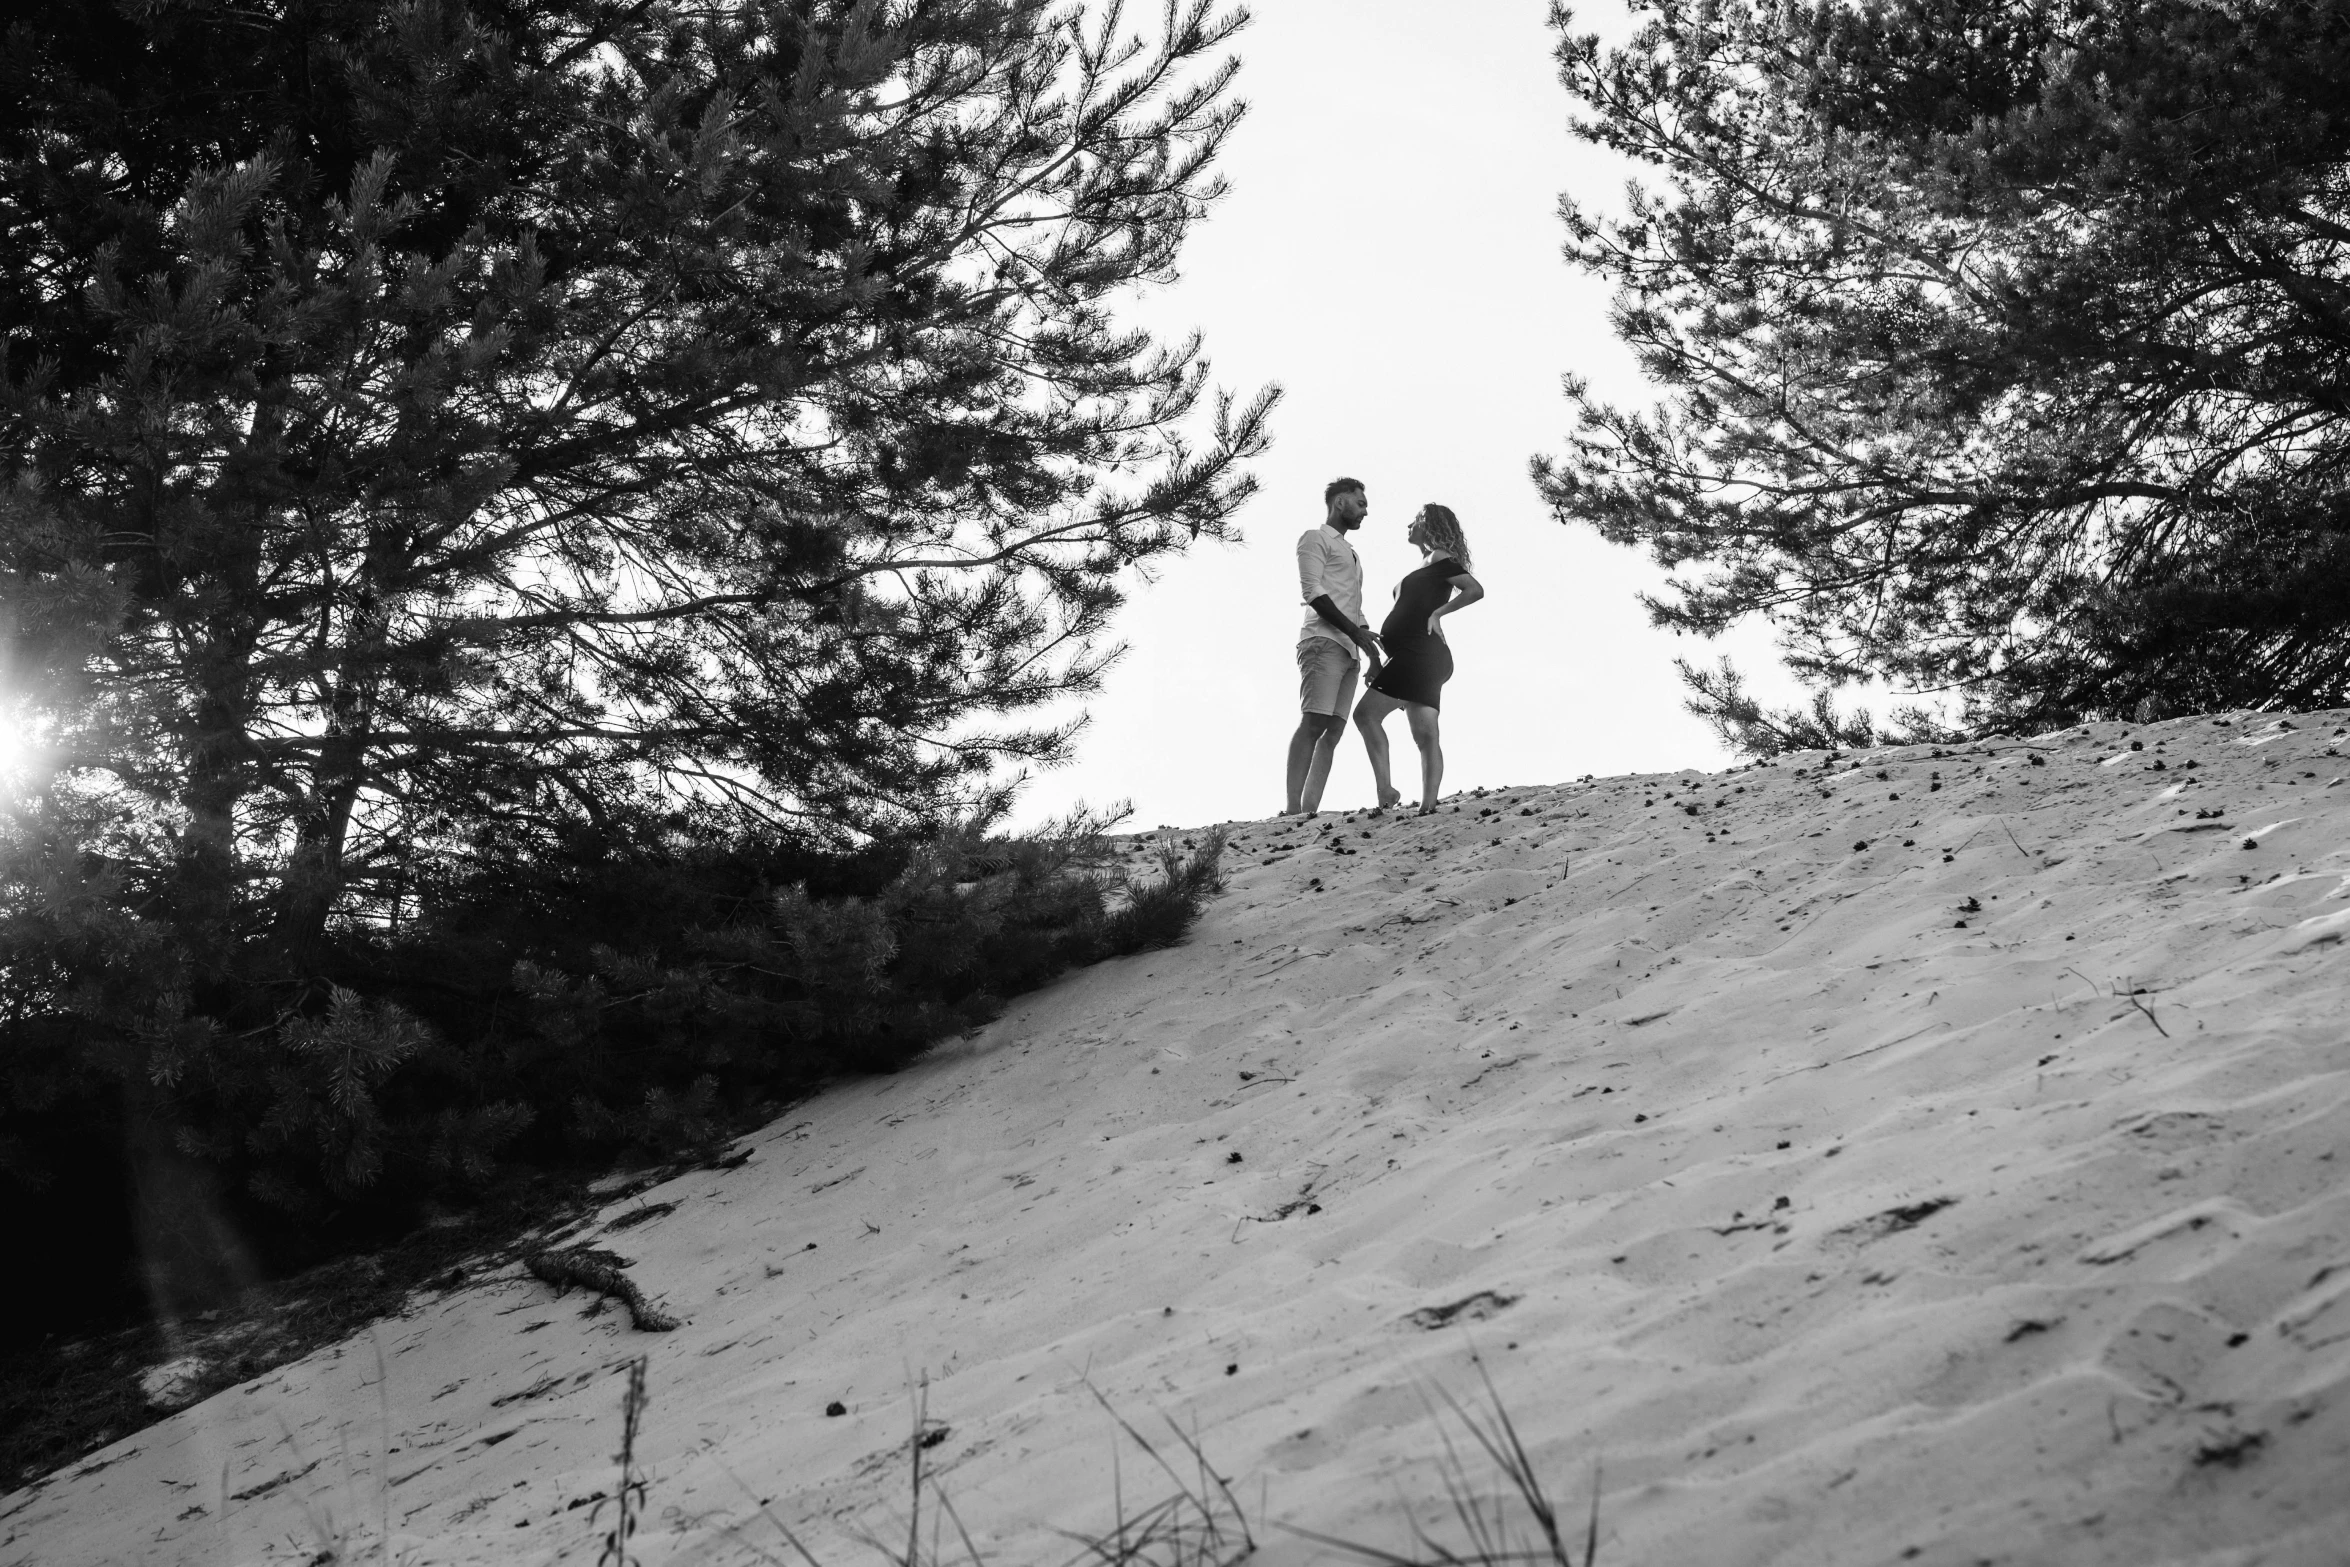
1536, 0, 2350, 748
1, 0, 1272, 974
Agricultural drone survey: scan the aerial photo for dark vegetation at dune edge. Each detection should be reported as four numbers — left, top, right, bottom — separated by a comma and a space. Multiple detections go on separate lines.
0, 827, 1226, 1490
0, 0, 1259, 1494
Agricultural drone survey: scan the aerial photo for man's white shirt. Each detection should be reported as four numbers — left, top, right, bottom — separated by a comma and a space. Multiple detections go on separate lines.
1296, 524, 1365, 648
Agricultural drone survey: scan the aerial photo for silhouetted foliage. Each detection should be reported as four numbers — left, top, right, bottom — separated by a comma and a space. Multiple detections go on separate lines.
1538, 0, 2350, 747
0, 0, 1258, 1328
1102, 833, 1228, 952
1672, 656, 1954, 758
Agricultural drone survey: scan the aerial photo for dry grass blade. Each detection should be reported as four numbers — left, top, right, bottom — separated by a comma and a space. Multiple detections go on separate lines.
263, 1410, 350, 1564
1277, 1363, 1600, 1567
592, 1355, 651, 1567
845, 1373, 981, 1567
711, 1382, 1247, 1567
709, 1458, 830, 1567
372, 1330, 395, 1566
1067, 1379, 1256, 1565
905, 1377, 932, 1567
930, 1482, 989, 1567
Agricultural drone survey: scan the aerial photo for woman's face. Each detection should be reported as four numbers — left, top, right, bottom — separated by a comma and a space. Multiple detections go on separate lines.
1407, 510, 1428, 548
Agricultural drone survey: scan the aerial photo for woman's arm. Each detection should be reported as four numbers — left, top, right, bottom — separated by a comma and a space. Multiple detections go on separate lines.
1429, 570, 1485, 635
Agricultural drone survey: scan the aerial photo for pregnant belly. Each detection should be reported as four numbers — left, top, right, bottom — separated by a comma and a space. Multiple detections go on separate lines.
1386, 636, 1452, 676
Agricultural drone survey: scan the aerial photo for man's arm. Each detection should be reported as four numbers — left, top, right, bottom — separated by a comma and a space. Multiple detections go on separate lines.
1311, 594, 1382, 664
1295, 529, 1332, 608
1297, 532, 1380, 657
1308, 594, 1357, 634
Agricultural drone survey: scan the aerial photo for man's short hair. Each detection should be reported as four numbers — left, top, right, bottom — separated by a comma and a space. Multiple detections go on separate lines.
1324, 476, 1365, 506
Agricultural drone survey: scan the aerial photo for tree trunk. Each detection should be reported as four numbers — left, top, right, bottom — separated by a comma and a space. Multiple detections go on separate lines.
271, 719, 369, 980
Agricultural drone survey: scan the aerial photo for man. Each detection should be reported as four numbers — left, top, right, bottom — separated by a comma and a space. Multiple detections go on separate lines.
1285, 476, 1383, 815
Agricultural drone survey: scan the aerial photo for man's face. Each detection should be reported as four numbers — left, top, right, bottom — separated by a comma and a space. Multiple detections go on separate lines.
1329, 487, 1368, 529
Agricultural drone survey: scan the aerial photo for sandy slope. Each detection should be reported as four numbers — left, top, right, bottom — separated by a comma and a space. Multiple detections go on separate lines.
8, 710, 2350, 1567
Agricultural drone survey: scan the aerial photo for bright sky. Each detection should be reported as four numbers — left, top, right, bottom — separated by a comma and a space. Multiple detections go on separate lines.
1006, 0, 1805, 833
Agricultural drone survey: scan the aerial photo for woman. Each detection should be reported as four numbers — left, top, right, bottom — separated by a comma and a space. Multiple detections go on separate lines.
1353, 503, 1484, 814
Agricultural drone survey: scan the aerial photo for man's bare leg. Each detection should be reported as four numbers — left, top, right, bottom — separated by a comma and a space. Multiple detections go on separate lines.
1352, 690, 1405, 808
1300, 713, 1347, 814
1286, 713, 1345, 815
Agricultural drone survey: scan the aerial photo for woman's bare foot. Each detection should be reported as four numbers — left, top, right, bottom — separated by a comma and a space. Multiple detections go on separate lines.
1377, 786, 1404, 810
1416, 804, 1437, 816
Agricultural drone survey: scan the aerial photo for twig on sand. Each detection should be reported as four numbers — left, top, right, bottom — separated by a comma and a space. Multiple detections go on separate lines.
2120, 978, 2171, 1039
525, 1247, 681, 1332
2063, 968, 2170, 1039
1996, 818, 2033, 860
1763, 1022, 1942, 1083
1597, 872, 1652, 904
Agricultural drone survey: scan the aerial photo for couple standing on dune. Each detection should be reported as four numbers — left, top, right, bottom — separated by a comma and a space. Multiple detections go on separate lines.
1284, 476, 1485, 817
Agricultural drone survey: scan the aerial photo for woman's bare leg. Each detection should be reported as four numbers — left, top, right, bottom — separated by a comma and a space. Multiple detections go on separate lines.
1405, 703, 1443, 812
1352, 689, 1406, 808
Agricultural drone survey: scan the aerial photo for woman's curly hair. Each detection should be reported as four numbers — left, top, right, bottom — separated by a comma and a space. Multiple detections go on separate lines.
1420, 503, 1470, 568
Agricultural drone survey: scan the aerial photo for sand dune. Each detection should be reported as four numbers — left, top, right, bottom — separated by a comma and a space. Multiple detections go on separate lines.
6, 710, 2349, 1566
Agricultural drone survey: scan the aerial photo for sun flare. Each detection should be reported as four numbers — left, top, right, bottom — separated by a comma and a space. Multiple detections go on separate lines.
0, 703, 36, 782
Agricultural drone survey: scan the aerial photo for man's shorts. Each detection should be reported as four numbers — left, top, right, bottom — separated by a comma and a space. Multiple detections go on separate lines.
1297, 635, 1360, 717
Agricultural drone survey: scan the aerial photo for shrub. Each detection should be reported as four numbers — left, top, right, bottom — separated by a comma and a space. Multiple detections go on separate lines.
0, 814, 1226, 1335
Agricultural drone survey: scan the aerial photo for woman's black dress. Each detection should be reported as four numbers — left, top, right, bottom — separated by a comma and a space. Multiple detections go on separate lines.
1367, 555, 1468, 709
